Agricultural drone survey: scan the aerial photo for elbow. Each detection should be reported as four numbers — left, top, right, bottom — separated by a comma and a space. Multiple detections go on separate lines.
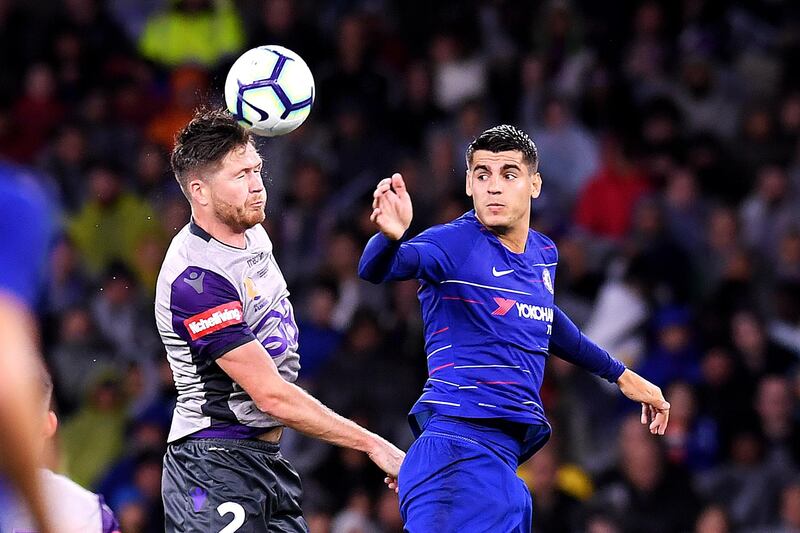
356, 259, 369, 281
252, 381, 289, 417
255, 393, 286, 419
357, 259, 381, 284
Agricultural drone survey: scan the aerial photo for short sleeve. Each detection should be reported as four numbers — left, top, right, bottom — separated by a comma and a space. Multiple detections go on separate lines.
169, 267, 256, 361
99, 495, 121, 533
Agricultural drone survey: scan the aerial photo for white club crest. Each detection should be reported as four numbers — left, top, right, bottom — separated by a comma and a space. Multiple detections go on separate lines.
542, 268, 554, 294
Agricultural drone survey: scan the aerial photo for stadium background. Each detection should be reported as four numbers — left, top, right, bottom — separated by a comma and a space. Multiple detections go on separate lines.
2, 0, 800, 531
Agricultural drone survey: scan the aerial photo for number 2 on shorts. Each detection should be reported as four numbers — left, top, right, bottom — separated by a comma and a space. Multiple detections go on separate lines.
217, 502, 245, 533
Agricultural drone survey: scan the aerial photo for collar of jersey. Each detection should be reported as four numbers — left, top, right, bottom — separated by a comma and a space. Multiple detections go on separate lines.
189, 218, 248, 250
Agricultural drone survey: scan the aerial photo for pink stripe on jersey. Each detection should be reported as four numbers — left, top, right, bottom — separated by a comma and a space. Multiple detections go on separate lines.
430, 362, 455, 375
431, 326, 449, 335
443, 296, 483, 304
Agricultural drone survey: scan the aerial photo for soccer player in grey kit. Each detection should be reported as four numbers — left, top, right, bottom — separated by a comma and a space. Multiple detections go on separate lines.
156, 109, 403, 532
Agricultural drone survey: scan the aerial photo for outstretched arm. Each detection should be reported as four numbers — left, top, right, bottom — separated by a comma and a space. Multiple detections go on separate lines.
549, 306, 670, 435
217, 340, 405, 486
358, 233, 421, 283
359, 173, 419, 283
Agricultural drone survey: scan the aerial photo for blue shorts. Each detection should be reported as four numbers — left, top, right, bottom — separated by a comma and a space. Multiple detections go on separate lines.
398, 415, 532, 532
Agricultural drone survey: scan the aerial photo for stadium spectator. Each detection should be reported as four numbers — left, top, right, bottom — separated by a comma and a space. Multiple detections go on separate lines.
138, 0, 244, 68
67, 163, 160, 278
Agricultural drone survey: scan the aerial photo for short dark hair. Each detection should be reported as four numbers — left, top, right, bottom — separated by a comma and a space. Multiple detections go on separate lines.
170, 108, 252, 196
465, 124, 539, 172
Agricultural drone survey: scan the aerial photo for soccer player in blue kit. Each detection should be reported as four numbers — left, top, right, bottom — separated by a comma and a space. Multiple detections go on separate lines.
359, 125, 670, 532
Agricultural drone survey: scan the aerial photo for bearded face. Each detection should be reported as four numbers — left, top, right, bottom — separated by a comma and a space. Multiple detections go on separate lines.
211, 187, 265, 232
202, 142, 267, 232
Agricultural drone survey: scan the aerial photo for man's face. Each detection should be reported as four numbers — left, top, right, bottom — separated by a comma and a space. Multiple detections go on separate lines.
206, 143, 266, 232
466, 149, 540, 233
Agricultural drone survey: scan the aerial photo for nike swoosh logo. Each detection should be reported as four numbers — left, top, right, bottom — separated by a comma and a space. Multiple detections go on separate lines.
492, 267, 514, 277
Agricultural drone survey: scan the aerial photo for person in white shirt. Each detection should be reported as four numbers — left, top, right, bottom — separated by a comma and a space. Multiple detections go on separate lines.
0, 360, 120, 533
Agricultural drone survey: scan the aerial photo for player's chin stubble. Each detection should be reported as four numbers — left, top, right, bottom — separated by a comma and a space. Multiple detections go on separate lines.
214, 197, 265, 231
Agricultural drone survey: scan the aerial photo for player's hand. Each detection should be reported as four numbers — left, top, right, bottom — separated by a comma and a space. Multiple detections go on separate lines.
616, 369, 670, 435
370, 173, 413, 240
367, 439, 405, 492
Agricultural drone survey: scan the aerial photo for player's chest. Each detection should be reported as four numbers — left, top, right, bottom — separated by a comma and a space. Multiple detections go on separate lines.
473, 246, 557, 303
232, 250, 288, 317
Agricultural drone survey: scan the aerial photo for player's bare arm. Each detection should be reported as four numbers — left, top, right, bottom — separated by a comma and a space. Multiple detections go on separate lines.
616, 369, 670, 435
370, 173, 413, 240
216, 339, 405, 483
0, 296, 53, 533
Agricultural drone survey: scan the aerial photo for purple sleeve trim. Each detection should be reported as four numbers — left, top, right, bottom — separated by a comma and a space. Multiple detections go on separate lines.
170, 267, 255, 362
98, 494, 121, 533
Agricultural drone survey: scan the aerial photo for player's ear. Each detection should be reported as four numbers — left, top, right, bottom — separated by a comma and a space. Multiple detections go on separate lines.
189, 176, 210, 206
44, 410, 57, 439
531, 171, 542, 199
465, 169, 473, 197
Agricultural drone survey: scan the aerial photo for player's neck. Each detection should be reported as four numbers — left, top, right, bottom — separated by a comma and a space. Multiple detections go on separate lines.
483, 221, 528, 253
192, 212, 247, 249
494, 231, 527, 254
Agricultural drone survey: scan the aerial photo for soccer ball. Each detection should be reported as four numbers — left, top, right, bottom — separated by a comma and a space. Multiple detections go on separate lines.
224, 45, 315, 137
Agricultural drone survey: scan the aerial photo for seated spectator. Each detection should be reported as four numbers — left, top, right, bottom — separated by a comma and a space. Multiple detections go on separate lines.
574, 135, 650, 241
520, 442, 584, 532
592, 415, 699, 533
698, 430, 789, 529
60, 375, 127, 489
49, 305, 116, 414
694, 504, 731, 533
67, 163, 160, 278
730, 311, 797, 380
663, 381, 719, 472
138, 0, 244, 68
637, 307, 702, 388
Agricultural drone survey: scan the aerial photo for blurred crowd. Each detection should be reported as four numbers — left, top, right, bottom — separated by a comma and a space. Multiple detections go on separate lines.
1, 0, 800, 531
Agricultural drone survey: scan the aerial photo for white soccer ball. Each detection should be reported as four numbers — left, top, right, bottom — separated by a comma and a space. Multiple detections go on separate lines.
224, 45, 315, 137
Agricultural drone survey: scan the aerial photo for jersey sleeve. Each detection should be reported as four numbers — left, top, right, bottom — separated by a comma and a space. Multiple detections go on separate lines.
98, 495, 120, 533
169, 267, 256, 361
358, 224, 465, 284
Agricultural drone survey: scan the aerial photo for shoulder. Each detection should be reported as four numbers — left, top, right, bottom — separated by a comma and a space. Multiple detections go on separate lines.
157, 228, 242, 311
529, 229, 558, 262
0, 164, 56, 304
159, 226, 230, 285
413, 211, 483, 247
0, 164, 52, 216
42, 470, 98, 504
246, 223, 274, 253
41, 470, 109, 532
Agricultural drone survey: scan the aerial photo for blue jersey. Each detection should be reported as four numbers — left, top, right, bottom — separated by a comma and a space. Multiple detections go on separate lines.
0, 161, 54, 307
359, 211, 624, 462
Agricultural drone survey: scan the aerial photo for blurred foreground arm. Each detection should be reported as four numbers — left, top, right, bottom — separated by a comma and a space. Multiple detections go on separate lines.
0, 295, 53, 533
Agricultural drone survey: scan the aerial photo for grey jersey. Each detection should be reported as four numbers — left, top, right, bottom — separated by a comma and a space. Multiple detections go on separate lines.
155, 221, 300, 443
0, 469, 119, 533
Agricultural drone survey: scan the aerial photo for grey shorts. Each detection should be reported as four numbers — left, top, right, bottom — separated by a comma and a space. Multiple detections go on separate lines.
162, 438, 307, 532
